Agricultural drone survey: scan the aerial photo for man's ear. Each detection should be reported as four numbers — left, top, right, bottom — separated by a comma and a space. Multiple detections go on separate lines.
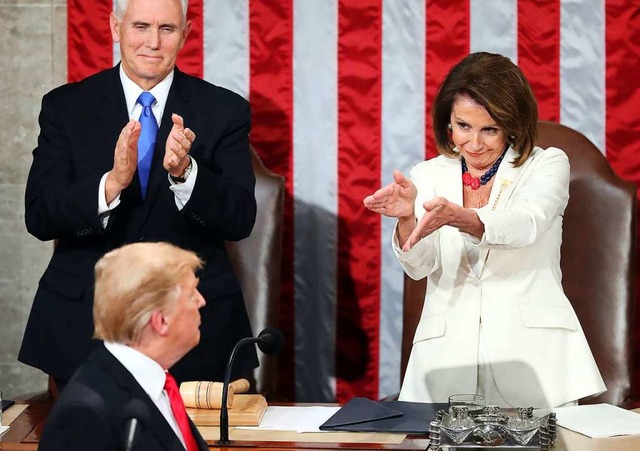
149, 310, 170, 336
110, 12, 121, 43
179, 20, 192, 50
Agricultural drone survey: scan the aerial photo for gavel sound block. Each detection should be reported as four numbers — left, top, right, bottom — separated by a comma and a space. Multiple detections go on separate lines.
180, 379, 267, 427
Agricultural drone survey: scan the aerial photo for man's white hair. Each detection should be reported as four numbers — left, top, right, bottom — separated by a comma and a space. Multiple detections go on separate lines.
114, 0, 189, 22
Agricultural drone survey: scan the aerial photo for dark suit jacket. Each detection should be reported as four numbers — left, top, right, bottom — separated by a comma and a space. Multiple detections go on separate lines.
20, 65, 258, 383
39, 344, 210, 451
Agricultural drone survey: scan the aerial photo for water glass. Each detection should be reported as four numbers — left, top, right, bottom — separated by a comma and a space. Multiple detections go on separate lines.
448, 393, 485, 416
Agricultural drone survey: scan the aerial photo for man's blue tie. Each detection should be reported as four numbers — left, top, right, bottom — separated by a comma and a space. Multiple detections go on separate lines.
137, 92, 158, 199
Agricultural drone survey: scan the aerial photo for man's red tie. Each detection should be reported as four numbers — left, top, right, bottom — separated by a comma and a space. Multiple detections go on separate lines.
164, 372, 199, 451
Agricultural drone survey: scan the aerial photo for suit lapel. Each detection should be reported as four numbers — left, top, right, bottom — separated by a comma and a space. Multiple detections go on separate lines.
435, 156, 464, 207
93, 67, 131, 178
190, 419, 209, 450
486, 146, 521, 211
430, 156, 471, 269
475, 147, 525, 277
93, 344, 191, 451
141, 68, 194, 217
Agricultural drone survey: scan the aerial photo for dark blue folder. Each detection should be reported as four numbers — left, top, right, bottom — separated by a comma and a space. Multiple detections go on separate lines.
320, 397, 447, 434
2, 399, 15, 412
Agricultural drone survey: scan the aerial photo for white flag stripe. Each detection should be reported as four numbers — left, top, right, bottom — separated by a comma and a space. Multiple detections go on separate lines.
379, 0, 426, 398
203, 0, 249, 98
470, 0, 518, 63
293, 0, 339, 402
560, 0, 606, 154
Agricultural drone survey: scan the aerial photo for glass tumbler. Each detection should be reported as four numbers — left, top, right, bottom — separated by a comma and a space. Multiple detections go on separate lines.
448, 393, 485, 416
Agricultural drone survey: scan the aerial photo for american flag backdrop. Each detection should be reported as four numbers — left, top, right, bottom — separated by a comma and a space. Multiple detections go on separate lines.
67, 0, 640, 403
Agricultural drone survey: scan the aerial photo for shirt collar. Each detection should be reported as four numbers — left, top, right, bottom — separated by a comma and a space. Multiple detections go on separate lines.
119, 65, 174, 119
104, 341, 167, 402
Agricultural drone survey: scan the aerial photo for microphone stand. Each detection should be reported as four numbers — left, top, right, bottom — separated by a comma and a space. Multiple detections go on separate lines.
217, 337, 254, 445
217, 328, 284, 445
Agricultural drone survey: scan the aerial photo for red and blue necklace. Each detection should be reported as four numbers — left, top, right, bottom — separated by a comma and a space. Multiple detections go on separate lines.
461, 150, 506, 190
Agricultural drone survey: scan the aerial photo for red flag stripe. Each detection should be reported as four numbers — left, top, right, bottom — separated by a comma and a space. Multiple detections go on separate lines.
248, 0, 296, 402
517, 0, 561, 122
425, 0, 470, 159
67, 0, 112, 82
176, 0, 203, 78
605, 1, 640, 181
335, 0, 383, 402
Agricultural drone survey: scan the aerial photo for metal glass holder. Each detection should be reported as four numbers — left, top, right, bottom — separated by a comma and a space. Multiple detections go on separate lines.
428, 406, 557, 450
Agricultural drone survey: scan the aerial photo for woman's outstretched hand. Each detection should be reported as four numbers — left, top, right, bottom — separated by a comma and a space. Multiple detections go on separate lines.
363, 170, 417, 219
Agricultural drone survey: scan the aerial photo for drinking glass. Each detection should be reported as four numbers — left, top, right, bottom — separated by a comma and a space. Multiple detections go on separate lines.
448, 393, 485, 416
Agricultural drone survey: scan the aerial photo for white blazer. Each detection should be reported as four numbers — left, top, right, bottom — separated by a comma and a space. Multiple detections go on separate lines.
396, 146, 605, 407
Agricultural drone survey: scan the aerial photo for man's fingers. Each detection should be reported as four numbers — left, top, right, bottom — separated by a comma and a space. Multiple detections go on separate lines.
171, 130, 192, 150
183, 128, 195, 143
116, 121, 140, 164
119, 120, 141, 148
167, 140, 188, 161
171, 113, 184, 130
130, 120, 142, 138
119, 119, 136, 141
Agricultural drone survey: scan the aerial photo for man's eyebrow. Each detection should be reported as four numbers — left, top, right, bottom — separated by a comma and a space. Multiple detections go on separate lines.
129, 20, 179, 28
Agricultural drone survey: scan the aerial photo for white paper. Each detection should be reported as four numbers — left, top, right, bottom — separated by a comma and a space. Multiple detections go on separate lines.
236, 406, 341, 433
0, 425, 9, 436
554, 403, 640, 438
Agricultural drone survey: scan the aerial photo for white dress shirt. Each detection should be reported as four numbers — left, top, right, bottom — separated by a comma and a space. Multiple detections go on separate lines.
98, 66, 198, 222
104, 341, 188, 450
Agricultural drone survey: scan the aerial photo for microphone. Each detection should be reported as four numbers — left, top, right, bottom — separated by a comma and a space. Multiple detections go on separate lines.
256, 327, 285, 355
122, 399, 150, 451
217, 327, 285, 445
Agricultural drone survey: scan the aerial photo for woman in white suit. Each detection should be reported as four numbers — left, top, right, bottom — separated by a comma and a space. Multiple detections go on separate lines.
364, 52, 604, 408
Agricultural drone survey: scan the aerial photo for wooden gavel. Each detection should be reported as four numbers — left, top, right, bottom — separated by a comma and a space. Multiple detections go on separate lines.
179, 379, 250, 409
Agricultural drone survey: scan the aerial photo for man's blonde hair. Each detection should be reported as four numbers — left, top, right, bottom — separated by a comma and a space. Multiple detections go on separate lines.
93, 242, 202, 345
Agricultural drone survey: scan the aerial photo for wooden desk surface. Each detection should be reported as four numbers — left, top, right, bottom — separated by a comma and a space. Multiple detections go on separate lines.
2, 400, 640, 450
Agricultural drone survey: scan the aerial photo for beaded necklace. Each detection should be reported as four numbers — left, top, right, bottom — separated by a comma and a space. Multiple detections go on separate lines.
461, 150, 506, 190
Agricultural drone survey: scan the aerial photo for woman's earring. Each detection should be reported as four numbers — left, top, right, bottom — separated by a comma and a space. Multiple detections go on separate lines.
447, 123, 452, 130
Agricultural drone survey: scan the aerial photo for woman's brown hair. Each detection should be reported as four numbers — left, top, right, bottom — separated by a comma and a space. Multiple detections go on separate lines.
432, 52, 538, 167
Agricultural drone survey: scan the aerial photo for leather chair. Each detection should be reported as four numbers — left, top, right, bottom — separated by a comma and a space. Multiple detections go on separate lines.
401, 121, 636, 406
225, 145, 285, 399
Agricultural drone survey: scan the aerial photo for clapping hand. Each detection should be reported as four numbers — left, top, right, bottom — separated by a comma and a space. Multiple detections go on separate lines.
106, 119, 141, 203
401, 197, 456, 251
164, 113, 196, 178
363, 170, 417, 219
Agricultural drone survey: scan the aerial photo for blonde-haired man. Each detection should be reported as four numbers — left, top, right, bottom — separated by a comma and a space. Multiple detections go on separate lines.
40, 242, 209, 451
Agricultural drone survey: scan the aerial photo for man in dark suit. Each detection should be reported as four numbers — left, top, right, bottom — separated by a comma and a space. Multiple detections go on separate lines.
19, 0, 258, 391
39, 242, 210, 450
